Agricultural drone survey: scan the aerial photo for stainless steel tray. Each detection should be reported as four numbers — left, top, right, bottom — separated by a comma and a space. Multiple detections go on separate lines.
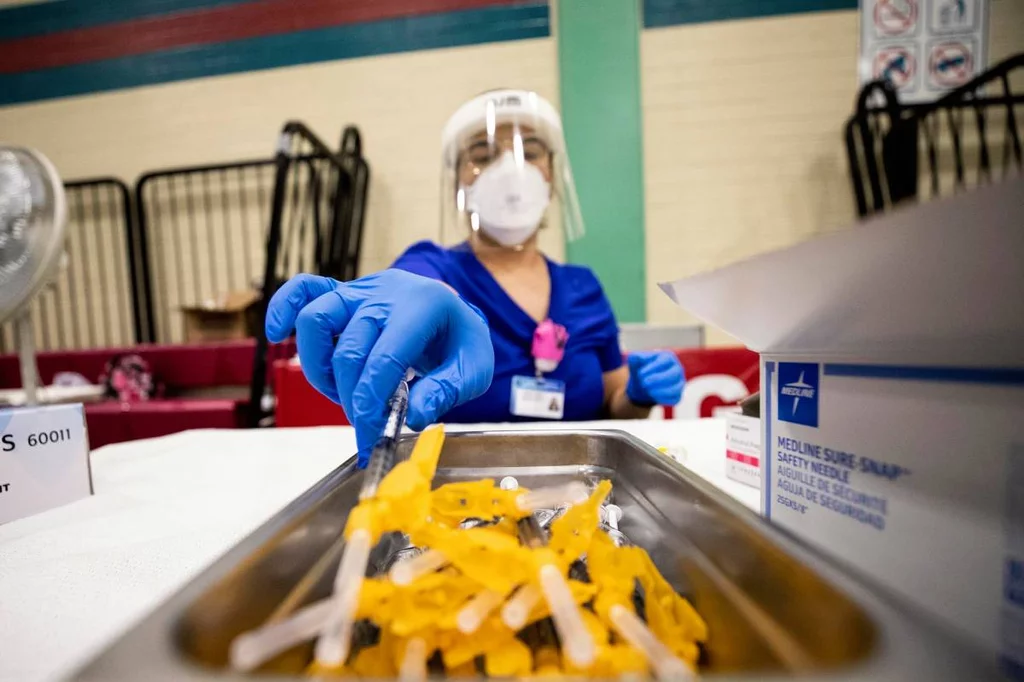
73, 430, 998, 680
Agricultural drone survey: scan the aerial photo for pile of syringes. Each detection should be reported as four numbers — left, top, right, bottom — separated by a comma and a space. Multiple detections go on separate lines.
229, 379, 707, 679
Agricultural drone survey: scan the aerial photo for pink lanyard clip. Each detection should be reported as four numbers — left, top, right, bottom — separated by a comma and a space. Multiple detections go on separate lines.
532, 319, 569, 374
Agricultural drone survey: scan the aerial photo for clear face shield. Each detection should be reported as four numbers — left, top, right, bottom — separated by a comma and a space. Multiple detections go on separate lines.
440, 90, 584, 255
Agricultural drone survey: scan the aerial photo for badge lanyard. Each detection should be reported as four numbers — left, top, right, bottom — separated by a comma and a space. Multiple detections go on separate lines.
511, 319, 569, 420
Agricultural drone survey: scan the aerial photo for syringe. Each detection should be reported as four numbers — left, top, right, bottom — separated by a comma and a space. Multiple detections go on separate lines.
517, 513, 596, 668
314, 376, 411, 668
359, 376, 411, 500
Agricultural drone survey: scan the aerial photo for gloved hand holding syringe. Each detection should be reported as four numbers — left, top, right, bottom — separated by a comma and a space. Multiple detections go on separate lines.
229, 374, 417, 673
264, 271, 496, 466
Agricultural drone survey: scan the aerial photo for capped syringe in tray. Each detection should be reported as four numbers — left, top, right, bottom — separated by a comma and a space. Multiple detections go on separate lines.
314, 375, 411, 667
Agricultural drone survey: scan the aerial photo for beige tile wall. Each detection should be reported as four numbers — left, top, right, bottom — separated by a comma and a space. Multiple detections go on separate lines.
1, 2, 1020, 349
990, 0, 1024, 68
0, 38, 560, 346
641, 1, 1024, 346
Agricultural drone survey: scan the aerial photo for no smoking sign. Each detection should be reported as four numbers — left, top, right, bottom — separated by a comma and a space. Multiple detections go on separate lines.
873, 0, 919, 37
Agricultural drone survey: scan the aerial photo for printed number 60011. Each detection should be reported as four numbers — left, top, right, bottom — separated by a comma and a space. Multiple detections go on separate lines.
27, 429, 73, 447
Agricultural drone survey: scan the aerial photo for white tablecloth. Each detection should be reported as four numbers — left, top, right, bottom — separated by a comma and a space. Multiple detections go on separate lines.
0, 419, 756, 681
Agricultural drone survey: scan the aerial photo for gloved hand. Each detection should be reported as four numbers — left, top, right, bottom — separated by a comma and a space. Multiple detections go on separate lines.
626, 351, 685, 407
266, 270, 495, 466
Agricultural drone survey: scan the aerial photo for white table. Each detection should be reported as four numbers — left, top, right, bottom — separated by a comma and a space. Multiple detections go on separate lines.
0, 419, 757, 681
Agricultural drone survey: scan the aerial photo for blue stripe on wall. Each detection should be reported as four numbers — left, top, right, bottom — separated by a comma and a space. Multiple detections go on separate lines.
0, 0, 253, 41
643, 0, 857, 29
0, 4, 549, 106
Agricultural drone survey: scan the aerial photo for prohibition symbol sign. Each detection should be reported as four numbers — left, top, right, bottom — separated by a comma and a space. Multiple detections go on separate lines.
874, 46, 917, 89
874, 0, 918, 36
930, 41, 973, 87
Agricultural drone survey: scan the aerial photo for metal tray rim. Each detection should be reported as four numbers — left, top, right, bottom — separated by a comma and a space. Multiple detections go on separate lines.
71, 429, 998, 681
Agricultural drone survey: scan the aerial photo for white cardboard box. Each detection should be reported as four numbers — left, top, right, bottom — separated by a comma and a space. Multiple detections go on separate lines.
0, 403, 92, 525
662, 177, 1024, 673
724, 412, 760, 489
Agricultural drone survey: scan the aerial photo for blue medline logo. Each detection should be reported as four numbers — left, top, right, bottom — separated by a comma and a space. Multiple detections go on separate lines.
777, 363, 820, 427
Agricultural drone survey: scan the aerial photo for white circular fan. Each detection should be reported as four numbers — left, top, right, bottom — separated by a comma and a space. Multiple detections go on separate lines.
0, 146, 68, 406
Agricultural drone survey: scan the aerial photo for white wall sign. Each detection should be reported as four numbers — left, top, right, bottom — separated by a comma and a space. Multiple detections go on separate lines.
0, 403, 93, 525
860, 0, 988, 103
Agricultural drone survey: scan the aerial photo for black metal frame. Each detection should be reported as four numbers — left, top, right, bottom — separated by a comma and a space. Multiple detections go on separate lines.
134, 157, 279, 344
845, 53, 1024, 218
0, 177, 146, 353
248, 121, 361, 426
3, 122, 369, 432
133, 127, 368, 347
334, 126, 371, 282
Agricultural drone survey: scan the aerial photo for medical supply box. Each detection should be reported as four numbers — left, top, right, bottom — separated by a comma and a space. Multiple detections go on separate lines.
663, 177, 1024, 675
724, 412, 761, 489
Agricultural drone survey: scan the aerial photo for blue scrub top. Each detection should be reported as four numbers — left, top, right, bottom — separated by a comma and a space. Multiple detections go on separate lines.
392, 241, 623, 423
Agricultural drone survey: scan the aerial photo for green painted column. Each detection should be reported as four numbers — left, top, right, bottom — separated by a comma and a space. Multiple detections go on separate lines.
557, 0, 647, 323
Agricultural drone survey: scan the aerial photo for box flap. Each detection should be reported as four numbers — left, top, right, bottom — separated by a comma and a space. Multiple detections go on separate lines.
181, 290, 260, 314
660, 178, 1024, 366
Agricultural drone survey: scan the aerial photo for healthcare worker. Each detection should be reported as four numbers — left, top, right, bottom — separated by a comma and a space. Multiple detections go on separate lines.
267, 90, 685, 464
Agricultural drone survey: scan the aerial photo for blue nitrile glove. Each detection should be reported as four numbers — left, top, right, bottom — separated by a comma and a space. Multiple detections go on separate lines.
626, 351, 686, 407
265, 270, 494, 467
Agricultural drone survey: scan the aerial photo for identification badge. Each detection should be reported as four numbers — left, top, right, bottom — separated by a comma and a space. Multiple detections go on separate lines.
510, 376, 565, 420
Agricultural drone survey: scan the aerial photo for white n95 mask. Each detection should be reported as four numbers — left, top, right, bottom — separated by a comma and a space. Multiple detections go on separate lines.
464, 151, 551, 247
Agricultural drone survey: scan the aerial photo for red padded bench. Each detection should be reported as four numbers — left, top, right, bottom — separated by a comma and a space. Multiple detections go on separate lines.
0, 339, 295, 448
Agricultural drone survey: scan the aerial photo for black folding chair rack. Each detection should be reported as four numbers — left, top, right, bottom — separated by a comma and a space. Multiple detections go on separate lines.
845, 53, 1023, 218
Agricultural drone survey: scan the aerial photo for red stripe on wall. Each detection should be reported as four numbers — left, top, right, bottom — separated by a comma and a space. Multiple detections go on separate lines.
0, 0, 528, 74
